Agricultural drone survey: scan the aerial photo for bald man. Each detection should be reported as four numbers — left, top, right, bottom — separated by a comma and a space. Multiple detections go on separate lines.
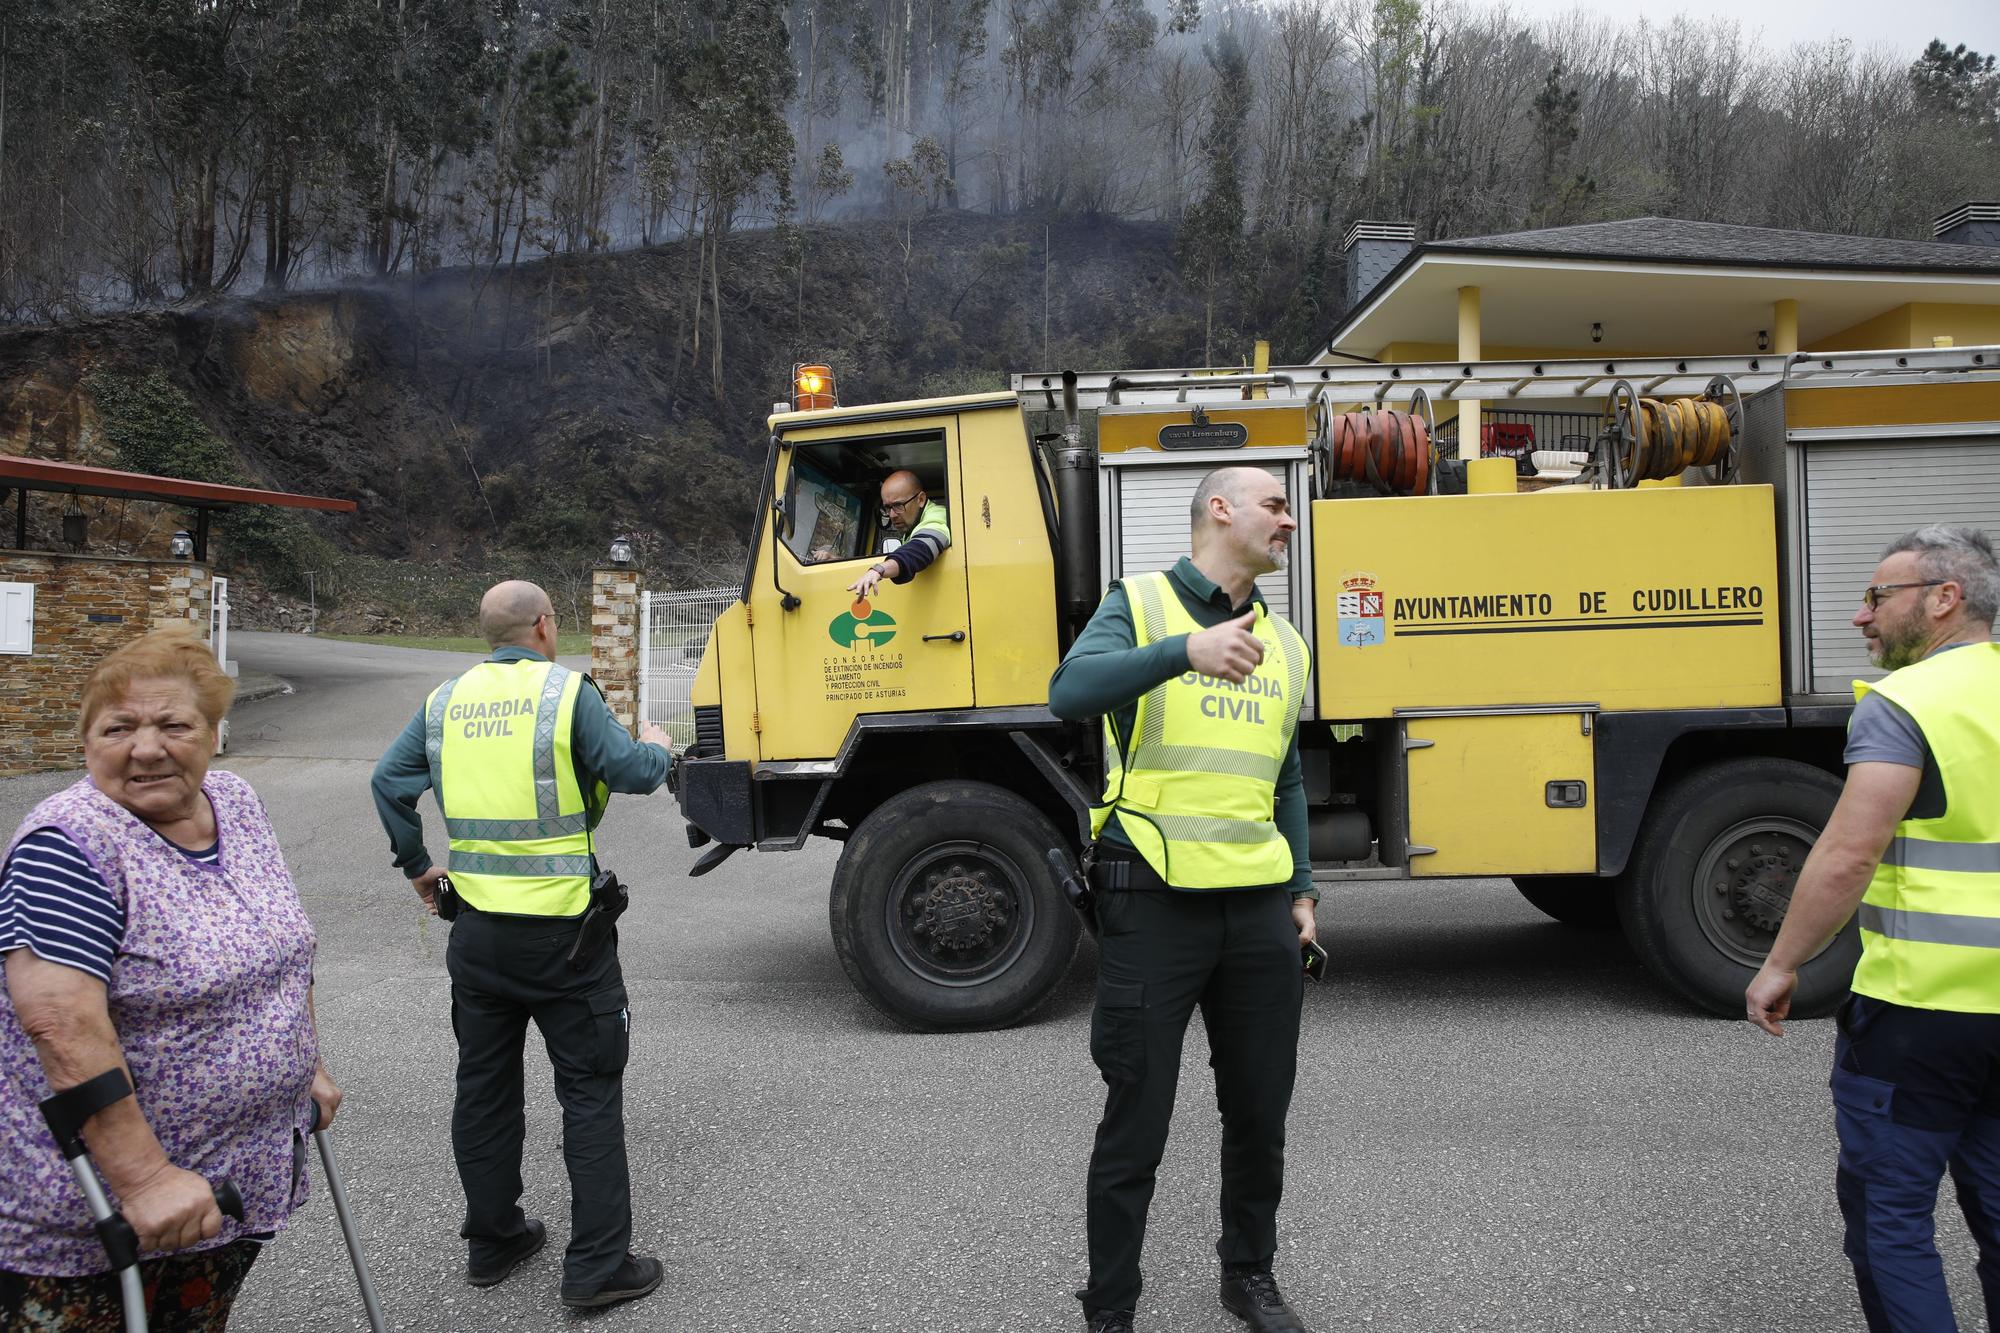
847, 468, 952, 599
1049, 467, 1318, 1333
370, 580, 675, 1311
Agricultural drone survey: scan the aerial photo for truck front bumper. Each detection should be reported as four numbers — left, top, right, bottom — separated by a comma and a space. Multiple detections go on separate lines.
678, 757, 755, 847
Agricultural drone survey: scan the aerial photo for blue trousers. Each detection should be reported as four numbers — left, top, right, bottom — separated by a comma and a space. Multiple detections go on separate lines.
1833, 995, 2000, 1332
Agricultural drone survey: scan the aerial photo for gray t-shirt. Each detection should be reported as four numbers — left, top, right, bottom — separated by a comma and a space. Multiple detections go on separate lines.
1842, 643, 1976, 820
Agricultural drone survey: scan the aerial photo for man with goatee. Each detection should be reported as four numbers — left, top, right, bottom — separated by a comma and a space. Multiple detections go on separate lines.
1050, 466, 1321, 1333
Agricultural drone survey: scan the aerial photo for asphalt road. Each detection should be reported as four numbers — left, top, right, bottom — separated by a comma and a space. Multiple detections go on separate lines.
2, 631, 1987, 1332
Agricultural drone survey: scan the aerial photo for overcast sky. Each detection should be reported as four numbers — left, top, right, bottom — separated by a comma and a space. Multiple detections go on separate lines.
1492, 0, 1996, 57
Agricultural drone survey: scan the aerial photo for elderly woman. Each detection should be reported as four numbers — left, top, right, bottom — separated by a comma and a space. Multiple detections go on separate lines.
0, 626, 338, 1330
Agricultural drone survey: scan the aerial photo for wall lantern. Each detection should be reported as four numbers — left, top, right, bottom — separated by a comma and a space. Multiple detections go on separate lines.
61, 500, 87, 552
1756, 329, 1770, 353
608, 536, 634, 568
1590, 322, 1603, 344
170, 530, 196, 559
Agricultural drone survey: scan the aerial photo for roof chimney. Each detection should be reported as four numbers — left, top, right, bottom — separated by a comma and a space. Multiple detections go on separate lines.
1342, 220, 1415, 313
1934, 202, 2000, 248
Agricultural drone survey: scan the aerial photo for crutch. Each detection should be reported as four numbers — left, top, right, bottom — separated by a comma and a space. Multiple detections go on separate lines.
313, 1101, 389, 1333
40, 1068, 244, 1333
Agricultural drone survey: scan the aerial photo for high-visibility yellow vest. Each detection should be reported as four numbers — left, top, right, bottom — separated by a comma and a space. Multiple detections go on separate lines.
425, 659, 606, 916
1091, 570, 1309, 889
1849, 642, 2000, 1012
911, 500, 950, 546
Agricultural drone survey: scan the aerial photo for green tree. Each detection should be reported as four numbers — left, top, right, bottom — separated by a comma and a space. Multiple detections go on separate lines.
1910, 40, 2000, 134
671, 0, 797, 405
84, 368, 315, 585
1177, 27, 1249, 365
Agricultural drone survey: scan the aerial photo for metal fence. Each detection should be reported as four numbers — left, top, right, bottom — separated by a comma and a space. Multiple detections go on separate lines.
1435, 409, 1602, 457
640, 586, 736, 745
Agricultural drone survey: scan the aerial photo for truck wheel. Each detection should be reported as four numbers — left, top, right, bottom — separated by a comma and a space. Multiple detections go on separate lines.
1618, 758, 1855, 1018
830, 780, 1081, 1032
1512, 875, 1619, 929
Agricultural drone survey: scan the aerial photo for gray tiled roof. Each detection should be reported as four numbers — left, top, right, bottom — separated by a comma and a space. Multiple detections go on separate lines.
1435, 216, 2000, 273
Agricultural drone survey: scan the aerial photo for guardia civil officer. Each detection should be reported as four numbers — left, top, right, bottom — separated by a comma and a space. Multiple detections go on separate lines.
1050, 466, 1319, 1333
1746, 525, 2000, 1330
370, 580, 674, 1310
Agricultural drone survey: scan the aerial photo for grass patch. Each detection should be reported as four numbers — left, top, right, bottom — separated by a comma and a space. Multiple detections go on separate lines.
319, 632, 591, 656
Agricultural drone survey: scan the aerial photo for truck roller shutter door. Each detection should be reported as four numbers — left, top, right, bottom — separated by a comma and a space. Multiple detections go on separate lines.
1113, 463, 1291, 620
1803, 436, 2000, 693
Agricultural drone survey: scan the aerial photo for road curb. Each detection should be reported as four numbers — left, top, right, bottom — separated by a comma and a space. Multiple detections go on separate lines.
234, 670, 290, 705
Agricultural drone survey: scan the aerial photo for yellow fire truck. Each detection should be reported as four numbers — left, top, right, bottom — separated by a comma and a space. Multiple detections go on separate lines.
672, 345, 2000, 1030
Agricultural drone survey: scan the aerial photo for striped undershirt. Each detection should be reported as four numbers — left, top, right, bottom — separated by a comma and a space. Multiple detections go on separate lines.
1, 826, 221, 982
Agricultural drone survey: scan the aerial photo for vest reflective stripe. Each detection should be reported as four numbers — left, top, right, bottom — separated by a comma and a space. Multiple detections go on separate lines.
444, 812, 592, 840
428, 660, 594, 916
1092, 570, 1308, 889
446, 851, 595, 878
911, 500, 950, 545
1148, 812, 1288, 845
1860, 903, 2000, 950
530, 665, 568, 820
423, 677, 458, 795
1850, 642, 2000, 1012
1882, 837, 2000, 874
1128, 743, 1283, 784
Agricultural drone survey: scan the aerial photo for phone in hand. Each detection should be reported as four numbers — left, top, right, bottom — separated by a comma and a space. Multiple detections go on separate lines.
1302, 938, 1329, 983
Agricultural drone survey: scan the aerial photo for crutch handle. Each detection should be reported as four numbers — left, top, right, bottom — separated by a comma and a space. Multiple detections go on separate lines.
212, 1179, 245, 1223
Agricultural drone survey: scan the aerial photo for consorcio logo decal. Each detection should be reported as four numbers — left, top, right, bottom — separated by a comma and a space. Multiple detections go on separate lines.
829, 597, 897, 648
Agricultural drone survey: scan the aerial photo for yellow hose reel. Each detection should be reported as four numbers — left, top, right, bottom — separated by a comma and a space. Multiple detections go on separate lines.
1601, 377, 1742, 487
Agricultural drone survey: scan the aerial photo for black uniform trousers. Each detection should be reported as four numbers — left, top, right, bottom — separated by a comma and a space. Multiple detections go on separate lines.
445, 906, 632, 1293
1080, 863, 1305, 1316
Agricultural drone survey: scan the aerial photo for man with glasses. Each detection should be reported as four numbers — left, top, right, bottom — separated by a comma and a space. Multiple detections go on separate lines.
370, 580, 676, 1310
1746, 526, 2000, 1331
847, 468, 951, 599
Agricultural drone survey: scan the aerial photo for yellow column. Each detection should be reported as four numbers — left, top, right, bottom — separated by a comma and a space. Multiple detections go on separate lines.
1252, 339, 1270, 399
1773, 300, 1798, 356
1457, 286, 1482, 462
1466, 459, 1517, 494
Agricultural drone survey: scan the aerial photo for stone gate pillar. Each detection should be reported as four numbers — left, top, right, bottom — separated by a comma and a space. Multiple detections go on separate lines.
590, 565, 643, 735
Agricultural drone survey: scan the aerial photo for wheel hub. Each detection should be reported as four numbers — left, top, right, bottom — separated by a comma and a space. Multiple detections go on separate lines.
910, 865, 1013, 952
1728, 842, 1799, 934
1692, 820, 1823, 968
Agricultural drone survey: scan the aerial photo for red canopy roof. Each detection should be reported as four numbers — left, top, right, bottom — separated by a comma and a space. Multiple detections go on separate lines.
0, 456, 357, 512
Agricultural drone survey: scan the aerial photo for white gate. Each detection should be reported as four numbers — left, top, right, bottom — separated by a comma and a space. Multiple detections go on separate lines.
640, 586, 735, 745
208, 576, 236, 678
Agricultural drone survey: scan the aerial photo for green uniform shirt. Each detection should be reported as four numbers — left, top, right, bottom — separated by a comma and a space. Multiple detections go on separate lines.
1049, 557, 1314, 899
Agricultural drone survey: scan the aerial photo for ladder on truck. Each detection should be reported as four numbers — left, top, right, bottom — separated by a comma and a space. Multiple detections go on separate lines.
1012, 344, 2000, 411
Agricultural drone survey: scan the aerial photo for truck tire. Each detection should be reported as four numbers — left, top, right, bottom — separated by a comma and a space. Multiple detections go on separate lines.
829, 780, 1082, 1032
1617, 758, 1856, 1018
1512, 875, 1619, 929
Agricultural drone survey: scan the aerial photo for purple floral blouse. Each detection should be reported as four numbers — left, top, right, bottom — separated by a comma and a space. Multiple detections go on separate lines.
0, 771, 318, 1276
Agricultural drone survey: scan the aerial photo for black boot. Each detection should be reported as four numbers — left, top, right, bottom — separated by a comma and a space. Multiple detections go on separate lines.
1220, 1270, 1309, 1333
560, 1252, 664, 1309
464, 1217, 545, 1288
1084, 1310, 1135, 1333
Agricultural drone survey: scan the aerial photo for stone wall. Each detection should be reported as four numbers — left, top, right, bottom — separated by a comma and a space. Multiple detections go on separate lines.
589, 566, 642, 735
0, 552, 212, 776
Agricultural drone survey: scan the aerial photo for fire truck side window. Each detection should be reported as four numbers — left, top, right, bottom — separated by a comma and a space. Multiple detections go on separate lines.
779, 434, 948, 567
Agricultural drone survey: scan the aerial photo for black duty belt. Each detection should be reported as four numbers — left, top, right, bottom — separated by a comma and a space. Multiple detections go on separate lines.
1088, 851, 1169, 893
